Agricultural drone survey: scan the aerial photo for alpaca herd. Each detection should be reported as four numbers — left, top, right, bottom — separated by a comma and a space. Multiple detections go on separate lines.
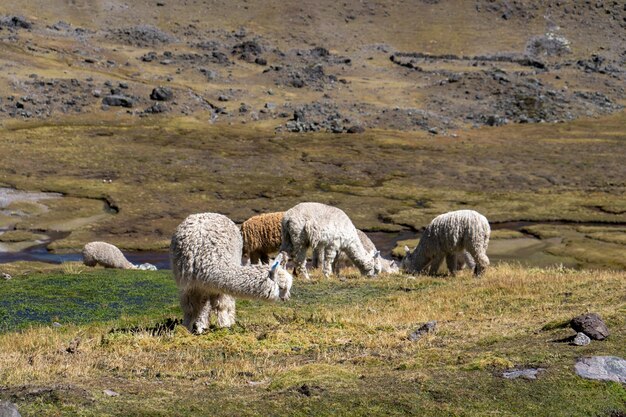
82, 202, 491, 332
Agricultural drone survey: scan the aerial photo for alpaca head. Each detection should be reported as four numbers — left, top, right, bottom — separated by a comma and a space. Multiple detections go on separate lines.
382, 258, 399, 274
401, 245, 412, 271
367, 250, 382, 277
269, 252, 292, 301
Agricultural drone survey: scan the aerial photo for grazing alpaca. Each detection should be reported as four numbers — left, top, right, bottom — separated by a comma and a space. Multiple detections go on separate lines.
280, 202, 381, 278
82, 241, 136, 269
170, 212, 292, 333
402, 210, 490, 277
313, 229, 399, 274
241, 211, 283, 264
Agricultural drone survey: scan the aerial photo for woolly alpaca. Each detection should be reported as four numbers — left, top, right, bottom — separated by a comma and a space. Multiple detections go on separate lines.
82, 241, 136, 269
280, 202, 382, 279
241, 211, 284, 264
170, 212, 292, 333
313, 229, 399, 274
402, 210, 490, 277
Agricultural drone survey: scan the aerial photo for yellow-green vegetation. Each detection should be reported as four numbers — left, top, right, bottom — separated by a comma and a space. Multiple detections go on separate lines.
0, 265, 624, 416
0, 230, 46, 243
0, 113, 625, 263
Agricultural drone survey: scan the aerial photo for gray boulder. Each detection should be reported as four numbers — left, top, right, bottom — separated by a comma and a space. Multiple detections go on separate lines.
571, 313, 610, 340
575, 356, 626, 383
150, 87, 173, 101
0, 401, 21, 417
102, 95, 134, 108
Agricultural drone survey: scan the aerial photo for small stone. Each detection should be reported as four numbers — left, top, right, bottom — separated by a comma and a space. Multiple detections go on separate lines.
1, 273, 11, 280
92, 89, 101, 98
347, 125, 365, 134
575, 356, 626, 383
0, 400, 21, 417
571, 332, 591, 346
218, 95, 230, 102
428, 127, 439, 134
502, 368, 544, 380
408, 320, 437, 341
52, 322, 62, 327
66, 337, 81, 354
137, 263, 157, 271
571, 313, 610, 340
264, 102, 276, 110
255, 57, 267, 66
118, 82, 129, 89
103, 389, 119, 397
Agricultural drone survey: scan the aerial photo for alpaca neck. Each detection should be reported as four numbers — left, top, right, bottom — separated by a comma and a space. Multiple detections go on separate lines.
344, 241, 373, 275
215, 264, 279, 301
408, 242, 429, 273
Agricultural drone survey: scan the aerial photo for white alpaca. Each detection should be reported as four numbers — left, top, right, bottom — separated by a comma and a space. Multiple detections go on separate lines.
82, 241, 137, 269
170, 212, 292, 334
402, 210, 490, 277
313, 229, 399, 274
280, 202, 382, 278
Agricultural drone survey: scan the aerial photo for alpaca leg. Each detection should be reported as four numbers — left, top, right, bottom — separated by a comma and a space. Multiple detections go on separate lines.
322, 247, 338, 278
463, 251, 476, 271
445, 253, 457, 277
260, 252, 270, 265
211, 294, 236, 328
293, 245, 310, 279
332, 254, 342, 275
180, 287, 210, 334
428, 255, 443, 275
250, 252, 260, 265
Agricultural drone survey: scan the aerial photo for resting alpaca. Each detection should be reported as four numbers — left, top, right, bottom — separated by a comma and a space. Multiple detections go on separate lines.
82, 241, 136, 269
280, 202, 381, 278
241, 211, 283, 264
313, 229, 399, 274
402, 210, 490, 277
170, 212, 292, 333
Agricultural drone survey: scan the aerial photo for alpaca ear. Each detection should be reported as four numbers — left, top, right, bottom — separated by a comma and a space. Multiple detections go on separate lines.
269, 253, 283, 281
279, 251, 289, 267
404, 245, 411, 255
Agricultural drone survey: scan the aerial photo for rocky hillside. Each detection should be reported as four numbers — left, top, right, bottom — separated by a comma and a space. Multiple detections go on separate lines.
0, 0, 624, 134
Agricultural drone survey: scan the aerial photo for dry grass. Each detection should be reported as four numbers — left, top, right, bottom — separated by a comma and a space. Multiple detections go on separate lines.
0, 265, 624, 416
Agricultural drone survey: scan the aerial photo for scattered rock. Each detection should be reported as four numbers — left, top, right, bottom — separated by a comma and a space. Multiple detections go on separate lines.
347, 125, 365, 134
571, 332, 591, 346
103, 389, 119, 397
254, 57, 267, 66
144, 103, 168, 114
0, 15, 32, 29
102, 95, 134, 108
575, 356, 626, 383
1, 273, 11, 280
526, 33, 571, 57
65, 337, 81, 354
570, 313, 610, 340
52, 322, 62, 327
408, 320, 437, 341
0, 401, 21, 417
150, 87, 173, 101
137, 263, 157, 271
218, 95, 230, 102
108, 25, 176, 47
502, 368, 544, 380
